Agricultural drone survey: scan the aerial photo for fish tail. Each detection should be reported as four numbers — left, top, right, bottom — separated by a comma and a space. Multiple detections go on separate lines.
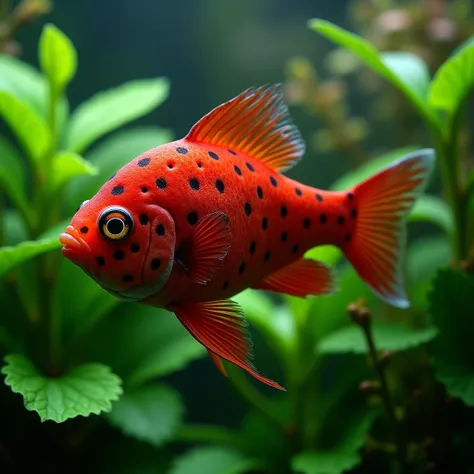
342, 149, 435, 308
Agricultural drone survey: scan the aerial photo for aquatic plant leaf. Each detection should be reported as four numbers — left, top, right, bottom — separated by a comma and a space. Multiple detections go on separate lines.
39, 24, 77, 93
50, 151, 98, 191
429, 269, 474, 406
309, 20, 437, 126
292, 410, 376, 474
66, 127, 172, 214
107, 384, 184, 446
65, 78, 169, 153
0, 54, 69, 135
0, 137, 29, 221
82, 304, 206, 385
1, 354, 122, 422
429, 44, 474, 114
317, 322, 438, 354
170, 446, 260, 474
233, 289, 296, 358
0, 91, 51, 166
410, 194, 453, 236
0, 234, 60, 279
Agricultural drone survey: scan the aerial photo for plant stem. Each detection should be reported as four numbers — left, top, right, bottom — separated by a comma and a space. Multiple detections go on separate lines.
175, 424, 238, 446
360, 320, 408, 474
225, 363, 285, 429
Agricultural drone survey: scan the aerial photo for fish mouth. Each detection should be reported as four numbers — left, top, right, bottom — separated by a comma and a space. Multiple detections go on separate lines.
59, 225, 92, 263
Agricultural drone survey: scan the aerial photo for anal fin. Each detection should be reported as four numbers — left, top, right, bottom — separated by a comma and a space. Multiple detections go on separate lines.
252, 258, 336, 297
169, 299, 285, 391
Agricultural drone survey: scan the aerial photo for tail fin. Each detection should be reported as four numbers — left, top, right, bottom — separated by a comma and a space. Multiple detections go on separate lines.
343, 149, 435, 308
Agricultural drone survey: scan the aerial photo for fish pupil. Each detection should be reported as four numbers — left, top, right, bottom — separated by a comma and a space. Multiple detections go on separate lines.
107, 218, 125, 235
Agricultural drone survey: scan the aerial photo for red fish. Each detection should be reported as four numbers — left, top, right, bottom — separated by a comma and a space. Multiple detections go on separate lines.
59, 85, 434, 391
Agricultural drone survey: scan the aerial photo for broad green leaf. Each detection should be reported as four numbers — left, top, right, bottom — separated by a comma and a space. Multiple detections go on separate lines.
66, 78, 169, 153
317, 322, 438, 354
330, 146, 419, 191
0, 54, 69, 135
107, 384, 183, 446
292, 410, 376, 474
233, 289, 296, 357
1, 354, 122, 422
0, 234, 61, 279
409, 194, 453, 235
170, 446, 259, 474
0, 138, 29, 219
83, 304, 205, 385
66, 127, 173, 214
429, 44, 474, 114
0, 91, 51, 166
429, 269, 474, 406
50, 151, 98, 191
304, 245, 342, 266
309, 20, 437, 125
39, 24, 77, 93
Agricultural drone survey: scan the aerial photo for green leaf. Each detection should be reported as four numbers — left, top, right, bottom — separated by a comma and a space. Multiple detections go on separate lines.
233, 289, 296, 358
0, 234, 61, 279
107, 384, 183, 446
66, 79, 169, 153
50, 151, 98, 191
429, 269, 474, 406
429, 44, 474, 114
39, 24, 77, 93
66, 127, 173, 214
317, 322, 438, 355
292, 411, 376, 474
1, 354, 122, 422
0, 137, 29, 219
0, 91, 51, 166
309, 20, 437, 125
330, 146, 419, 191
409, 194, 453, 235
170, 446, 259, 474
83, 304, 205, 385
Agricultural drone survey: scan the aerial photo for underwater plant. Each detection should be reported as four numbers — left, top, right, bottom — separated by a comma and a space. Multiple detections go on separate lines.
1, 11, 474, 474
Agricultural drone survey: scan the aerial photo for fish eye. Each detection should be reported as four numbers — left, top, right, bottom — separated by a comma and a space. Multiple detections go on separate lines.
98, 206, 134, 241
77, 200, 89, 211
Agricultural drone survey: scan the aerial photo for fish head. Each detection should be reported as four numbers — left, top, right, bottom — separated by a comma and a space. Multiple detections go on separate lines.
59, 196, 176, 301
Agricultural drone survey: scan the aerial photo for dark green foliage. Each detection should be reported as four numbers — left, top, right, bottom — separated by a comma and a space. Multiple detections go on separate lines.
1, 8, 474, 474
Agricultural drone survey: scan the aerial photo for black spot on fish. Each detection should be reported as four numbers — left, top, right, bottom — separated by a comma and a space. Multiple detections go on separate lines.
234, 165, 242, 176
188, 212, 198, 225
270, 176, 278, 187
141, 186, 148, 193
303, 218, 311, 229
244, 202, 252, 216
130, 243, 140, 253
80, 226, 88, 234
137, 158, 150, 167
139, 214, 149, 225
222, 280, 229, 290
151, 259, 161, 270
96, 256, 105, 266
281, 232, 288, 242
316, 193, 323, 202
348, 192, 354, 201
338, 216, 345, 225
246, 162, 255, 172
156, 224, 165, 236
156, 178, 167, 189
262, 217, 268, 230
228, 149, 237, 155
216, 179, 225, 193
320, 214, 327, 224
352, 209, 357, 218
190, 178, 200, 190
114, 250, 125, 260
239, 262, 246, 275
257, 186, 263, 199
168, 162, 174, 169
292, 244, 299, 254
208, 151, 219, 160
281, 205, 288, 218
264, 251, 271, 262
295, 187, 302, 197
345, 233, 352, 242
249, 241, 256, 255
123, 274, 133, 282
111, 185, 124, 196
176, 147, 188, 155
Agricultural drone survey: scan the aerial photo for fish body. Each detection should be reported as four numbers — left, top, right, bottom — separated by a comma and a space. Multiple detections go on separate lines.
60, 85, 435, 390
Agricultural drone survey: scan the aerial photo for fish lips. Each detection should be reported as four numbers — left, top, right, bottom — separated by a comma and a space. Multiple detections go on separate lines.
59, 225, 96, 275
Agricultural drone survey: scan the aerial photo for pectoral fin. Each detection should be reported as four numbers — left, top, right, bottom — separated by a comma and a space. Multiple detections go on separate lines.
169, 299, 285, 391
252, 258, 336, 297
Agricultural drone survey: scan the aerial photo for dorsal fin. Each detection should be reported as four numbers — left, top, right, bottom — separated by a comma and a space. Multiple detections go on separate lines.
185, 85, 305, 173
